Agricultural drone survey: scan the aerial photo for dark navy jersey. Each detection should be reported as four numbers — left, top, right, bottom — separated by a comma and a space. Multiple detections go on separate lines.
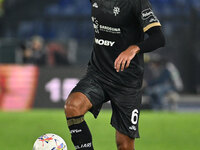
89, 0, 161, 87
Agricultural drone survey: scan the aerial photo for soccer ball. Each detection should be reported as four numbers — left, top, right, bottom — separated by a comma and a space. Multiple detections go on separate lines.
33, 133, 67, 150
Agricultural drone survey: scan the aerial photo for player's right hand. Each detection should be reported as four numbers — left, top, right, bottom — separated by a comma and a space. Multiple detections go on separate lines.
114, 45, 140, 72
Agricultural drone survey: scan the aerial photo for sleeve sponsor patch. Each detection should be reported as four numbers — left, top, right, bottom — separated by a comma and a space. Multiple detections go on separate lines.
141, 8, 159, 23
141, 8, 154, 20
141, 8, 161, 32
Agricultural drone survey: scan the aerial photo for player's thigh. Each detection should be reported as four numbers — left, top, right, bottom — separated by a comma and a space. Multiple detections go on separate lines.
65, 72, 107, 118
65, 92, 93, 117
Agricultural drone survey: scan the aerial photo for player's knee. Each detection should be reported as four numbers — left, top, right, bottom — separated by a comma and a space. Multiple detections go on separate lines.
64, 92, 91, 117
65, 102, 80, 117
64, 96, 82, 117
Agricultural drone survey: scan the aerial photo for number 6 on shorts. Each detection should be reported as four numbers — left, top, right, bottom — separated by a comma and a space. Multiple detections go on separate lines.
131, 109, 139, 125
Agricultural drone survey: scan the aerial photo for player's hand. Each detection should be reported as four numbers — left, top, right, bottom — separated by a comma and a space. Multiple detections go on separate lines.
114, 45, 140, 72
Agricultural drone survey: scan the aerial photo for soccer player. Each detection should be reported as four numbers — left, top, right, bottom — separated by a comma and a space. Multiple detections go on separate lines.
64, 0, 165, 149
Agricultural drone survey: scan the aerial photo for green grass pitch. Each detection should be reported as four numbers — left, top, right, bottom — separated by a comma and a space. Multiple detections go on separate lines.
0, 109, 200, 150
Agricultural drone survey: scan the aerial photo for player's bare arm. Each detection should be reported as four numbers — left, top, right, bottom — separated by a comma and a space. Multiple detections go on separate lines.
114, 26, 165, 72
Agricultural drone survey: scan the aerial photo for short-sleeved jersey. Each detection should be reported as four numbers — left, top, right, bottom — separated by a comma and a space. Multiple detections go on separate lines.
89, 0, 161, 87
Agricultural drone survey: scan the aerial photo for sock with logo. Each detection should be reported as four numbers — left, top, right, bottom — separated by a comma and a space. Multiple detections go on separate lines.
67, 115, 94, 150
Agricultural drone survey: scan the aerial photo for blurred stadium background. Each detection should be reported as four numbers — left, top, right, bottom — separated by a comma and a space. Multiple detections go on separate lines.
0, 0, 200, 150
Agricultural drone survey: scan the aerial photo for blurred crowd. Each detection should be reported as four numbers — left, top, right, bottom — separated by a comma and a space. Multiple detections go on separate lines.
0, 0, 199, 40
143, 54, 183, 110
16, 36, 78, 66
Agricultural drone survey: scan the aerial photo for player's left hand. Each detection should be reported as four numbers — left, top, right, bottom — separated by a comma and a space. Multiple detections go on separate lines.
114, 45, 140, 72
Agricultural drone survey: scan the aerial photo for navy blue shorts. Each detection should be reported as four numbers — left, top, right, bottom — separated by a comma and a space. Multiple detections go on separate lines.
71, 67, 142, 139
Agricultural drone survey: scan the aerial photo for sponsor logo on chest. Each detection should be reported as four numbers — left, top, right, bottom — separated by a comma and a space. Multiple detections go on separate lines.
91, 17, 121, 34
95, 38, 115, 47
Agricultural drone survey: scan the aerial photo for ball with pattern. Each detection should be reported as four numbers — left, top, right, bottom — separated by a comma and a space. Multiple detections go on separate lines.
33, 133, 67, 150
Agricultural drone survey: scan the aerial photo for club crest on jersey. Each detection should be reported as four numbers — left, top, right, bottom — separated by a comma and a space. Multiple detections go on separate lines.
113, 7, 120, 16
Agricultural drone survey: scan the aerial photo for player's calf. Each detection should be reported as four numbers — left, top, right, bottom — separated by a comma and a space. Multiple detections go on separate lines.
116, 131, 135, 150
64, 92, 94, 150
